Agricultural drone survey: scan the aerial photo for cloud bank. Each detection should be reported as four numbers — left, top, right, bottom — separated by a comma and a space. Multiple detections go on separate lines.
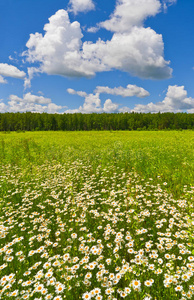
0, 93, 63, 113
66, 85, 194, 114
66, 83, 150, 113
1, 85, 194, 114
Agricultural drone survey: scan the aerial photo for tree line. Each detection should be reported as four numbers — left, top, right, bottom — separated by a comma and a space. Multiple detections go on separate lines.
0, 112, 194, 131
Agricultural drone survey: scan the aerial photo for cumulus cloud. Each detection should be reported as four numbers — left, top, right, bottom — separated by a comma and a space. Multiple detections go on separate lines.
0, 75, 7, 84
84, 26, 172, 79
46, 103, 64, 113
24, 9, 172, 80
103, 99, 119, 113
67, 88, 87, 97
98, 0, 161, 33
8, 102, 62, 113
133, 85, 194, 113
0, 93, 63, 113
66, 83, 150, 113
79, 93, 103, 113
9, 92, 52, 104
95, 84, 150, 98
68, 0, 95, 15
118, 106, 131, 113
0, 102, 7, 113
24, 10, 86, 77
65, 85, 194, 114
65, 90, 119, 114
66, 93, 102, 113
0, 63, 26, 79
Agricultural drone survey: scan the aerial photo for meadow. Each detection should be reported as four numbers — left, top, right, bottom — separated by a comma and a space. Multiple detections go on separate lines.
0, 131, 194, 300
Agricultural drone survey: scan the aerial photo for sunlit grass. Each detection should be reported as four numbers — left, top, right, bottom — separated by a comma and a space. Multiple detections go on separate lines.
0, 131, 194, 195
0, 131, 193, 299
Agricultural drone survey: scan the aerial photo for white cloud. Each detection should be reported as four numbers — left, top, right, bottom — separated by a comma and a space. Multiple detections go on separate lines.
0, 63, 26, 79
24, 67, 40, 89
118, 106, 131, 113
65, 91, 119, 114
162, 0, 177, 12
83, 26, 172, 79
24, 10, 86, 77
68, 0, 95, 15
163, 0, 177, 5
0, 102, 7, 113
0, 93, 63, 114
98, 0, 161, 33
87, 26, 99, 33
165, 0, 177, 4
66, 84, 149, 113
65, 85, 194, 114
68, 84, 150, 100
103, 99, 119, 113
0, 75, 7, 84
67, 88, 87, 97
24, 9, 172, 80
47, 103, 63, 113
95, 84, 150, 98
133, 85, 194, 113
9, 92, 51, 104
77, 93, 103, 113
6, 101, 46, 113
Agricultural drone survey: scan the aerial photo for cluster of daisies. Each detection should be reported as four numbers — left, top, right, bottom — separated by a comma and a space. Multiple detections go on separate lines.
0, 160, 194, 299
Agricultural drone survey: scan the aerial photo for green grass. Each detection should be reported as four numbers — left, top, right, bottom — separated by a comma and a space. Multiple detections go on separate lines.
0, 131, 193, 196
0, 131, 193, 299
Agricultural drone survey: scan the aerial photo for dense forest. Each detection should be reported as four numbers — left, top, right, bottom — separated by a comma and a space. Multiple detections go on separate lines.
0, 112, 194, 131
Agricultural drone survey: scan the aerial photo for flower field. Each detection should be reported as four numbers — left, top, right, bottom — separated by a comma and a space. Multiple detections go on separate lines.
0, 131, 194, 299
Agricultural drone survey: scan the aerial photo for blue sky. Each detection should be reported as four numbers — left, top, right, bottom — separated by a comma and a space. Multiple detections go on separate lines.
0, 0, 194, 113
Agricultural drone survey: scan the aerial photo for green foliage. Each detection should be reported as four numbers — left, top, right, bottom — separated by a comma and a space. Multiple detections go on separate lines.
0, 112, 194, 131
